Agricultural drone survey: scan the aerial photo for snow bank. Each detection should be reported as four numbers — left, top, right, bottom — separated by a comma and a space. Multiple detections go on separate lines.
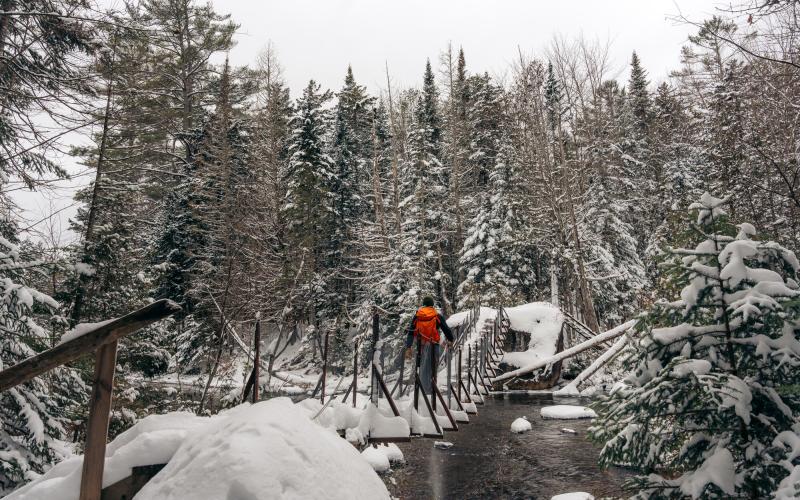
551, 493, 594, 500
540, 405, 597, 420
136, 399, 388, 499
6, 412, 204, 500
10, 399, 389, 500
501, 303, 564, 368
510, 417, 532, 433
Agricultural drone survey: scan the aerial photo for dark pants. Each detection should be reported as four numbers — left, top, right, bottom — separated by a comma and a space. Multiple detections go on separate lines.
417, 341, 440, 395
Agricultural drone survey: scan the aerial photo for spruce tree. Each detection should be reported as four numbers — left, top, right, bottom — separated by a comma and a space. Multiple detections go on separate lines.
280, 79, 336, 354
0, 218, 84, 491
591, 193, 800, 498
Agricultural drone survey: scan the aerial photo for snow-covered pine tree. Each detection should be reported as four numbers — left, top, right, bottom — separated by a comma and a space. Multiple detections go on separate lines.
618, 52, 657, 254
0, 217, 85, 492
326, 67, 376, 365
153, 60, 254, 373
457, 138, 528, 309
457, 75, 529, 308
580, 160, 647, 325
590, 193, 800, 499
399, 60, 451, 311
280, 80, 337, 361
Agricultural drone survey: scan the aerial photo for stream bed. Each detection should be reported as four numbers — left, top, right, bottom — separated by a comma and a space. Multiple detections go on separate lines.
384, 393, 630, 499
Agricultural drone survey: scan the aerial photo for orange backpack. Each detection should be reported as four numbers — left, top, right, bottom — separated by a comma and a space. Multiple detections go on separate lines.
414, 306, 440, 343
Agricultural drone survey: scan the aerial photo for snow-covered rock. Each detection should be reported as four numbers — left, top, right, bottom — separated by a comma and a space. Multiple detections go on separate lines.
551, 493, 594, 500
361, 446, 391, 472
9, 399, 389, 500
510, 417, 532, 433
540, 405, 597, 420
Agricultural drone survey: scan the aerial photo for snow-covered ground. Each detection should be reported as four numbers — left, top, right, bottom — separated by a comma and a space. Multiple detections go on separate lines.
7, 398, 390, 500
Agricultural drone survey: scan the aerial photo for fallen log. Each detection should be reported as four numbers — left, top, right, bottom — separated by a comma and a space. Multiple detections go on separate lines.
554, 333, 631, 395
492, 319, 638, 384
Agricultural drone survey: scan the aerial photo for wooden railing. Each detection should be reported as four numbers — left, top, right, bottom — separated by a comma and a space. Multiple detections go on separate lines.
0, 299, 181, 500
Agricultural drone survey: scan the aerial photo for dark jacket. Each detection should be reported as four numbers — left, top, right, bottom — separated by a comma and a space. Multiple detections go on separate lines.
405, 309, 454, 348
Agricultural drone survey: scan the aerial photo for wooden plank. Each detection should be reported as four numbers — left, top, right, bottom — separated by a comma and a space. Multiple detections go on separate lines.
79, 341, 118, 500
367, 436, 411, 444
0, 300, 180, 393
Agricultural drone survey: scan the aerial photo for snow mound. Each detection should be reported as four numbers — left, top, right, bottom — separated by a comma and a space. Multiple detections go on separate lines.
381, 443, 404, 463
540, 405, 597, 420
6, 412, 204, 500
510, 417, 532, 433
501, 302, 564, 368
361, 446, 391, 472
136, 399, 389, 499
359, 443, 404, 472
10, 399, 389, 500
551, 493, 594, 500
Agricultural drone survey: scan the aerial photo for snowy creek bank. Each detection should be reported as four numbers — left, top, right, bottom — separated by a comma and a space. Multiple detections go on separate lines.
7, 398, 390, 500
384, 393, 629, 499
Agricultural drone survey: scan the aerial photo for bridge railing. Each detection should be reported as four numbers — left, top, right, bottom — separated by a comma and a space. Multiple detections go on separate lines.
0, 299, 181, 500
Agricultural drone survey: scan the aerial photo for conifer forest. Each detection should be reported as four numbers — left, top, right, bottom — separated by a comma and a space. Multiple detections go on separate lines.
2, 1, 800, 499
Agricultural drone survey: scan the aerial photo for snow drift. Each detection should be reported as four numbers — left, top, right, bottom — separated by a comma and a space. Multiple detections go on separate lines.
8, 398, 389, 500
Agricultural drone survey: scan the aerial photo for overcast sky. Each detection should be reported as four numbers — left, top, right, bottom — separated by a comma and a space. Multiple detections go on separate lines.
13, 0, 722, 243
225, 0, 720, 93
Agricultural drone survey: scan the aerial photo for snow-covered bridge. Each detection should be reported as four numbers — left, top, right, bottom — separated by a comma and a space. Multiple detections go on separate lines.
0, 300, 636, 499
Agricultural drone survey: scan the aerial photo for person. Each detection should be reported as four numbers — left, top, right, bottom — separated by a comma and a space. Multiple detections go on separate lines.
404, 296, 454, 393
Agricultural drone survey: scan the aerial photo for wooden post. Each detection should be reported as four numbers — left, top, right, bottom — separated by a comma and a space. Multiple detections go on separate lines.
446, 342, 452, 406
413, 337, 421, 411
457, 347, 462, 400
321, 330, 329, 404
79, 341, 118, 500
415, 372, 443, 437
372, 313, 381, 400
466, 344, 472, 394
252, 320, 261, 403
431, 342, 437, 412
373, 363, 400, 417
352, 341, 358, 408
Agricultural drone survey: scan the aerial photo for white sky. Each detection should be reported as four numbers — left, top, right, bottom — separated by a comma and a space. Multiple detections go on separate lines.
12, 0, 721, 243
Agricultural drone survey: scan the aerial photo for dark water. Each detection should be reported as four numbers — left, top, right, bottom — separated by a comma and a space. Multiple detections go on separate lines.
385, 393, 630, 500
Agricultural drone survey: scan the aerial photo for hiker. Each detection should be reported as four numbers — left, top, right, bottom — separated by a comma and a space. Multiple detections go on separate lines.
404, 296, 454, 394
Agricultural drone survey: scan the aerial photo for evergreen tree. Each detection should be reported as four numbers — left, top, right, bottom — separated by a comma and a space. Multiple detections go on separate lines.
401, 60, 452, 310
280, 80, 336, 327
458, 138, 528, 309
591, 193, 800, 498
627, 52, 651, 137
0, 218, 84, 491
